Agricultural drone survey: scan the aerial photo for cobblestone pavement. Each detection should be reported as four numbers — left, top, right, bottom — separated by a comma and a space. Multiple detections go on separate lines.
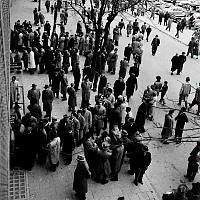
10, 0, 200, 199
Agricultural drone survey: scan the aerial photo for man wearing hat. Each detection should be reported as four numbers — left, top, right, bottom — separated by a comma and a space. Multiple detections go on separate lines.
73, 155, 91, 200
42, 85, 54, 121
151, 35, 160, 56
177, 52, 186, 75
27, 84, 41, 105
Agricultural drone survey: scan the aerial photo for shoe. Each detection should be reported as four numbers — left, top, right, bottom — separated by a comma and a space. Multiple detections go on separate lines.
171, 72, 173, 75
133, 181, 138, 186
177, 73, 180, 75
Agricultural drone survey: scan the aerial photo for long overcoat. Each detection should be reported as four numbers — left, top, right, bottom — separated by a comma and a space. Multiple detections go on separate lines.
161, 114, 174, 139
42, 89, 54, 112
81, 81, 92, 102
73, 162, 90, 194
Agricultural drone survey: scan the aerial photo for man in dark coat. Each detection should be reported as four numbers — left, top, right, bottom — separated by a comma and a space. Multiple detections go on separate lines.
135, 102, 147, 133
73, 63, 81, 91
109, 103, 122, 130
174, 107, 188, 143
133, 145, 151, 185
42, 85, 54, 121
126, 73, 138, 102
151, 35, 160, 56
113, 77, 125, 100
57, 115, 75, 165
73, 155, 90, 200
67, 83, 77, 111
146, 25, 152, 42
185, 141, 200, 182
177, 52, 186, 75
98, 74, 107, 95
44, 21, 51, 36
27, 84, 41, 105
171, 53, 179, 75
51, 70, 61, 98
45, 0, 50, 12
124, 44, 132, 63
27, 99, 42, 121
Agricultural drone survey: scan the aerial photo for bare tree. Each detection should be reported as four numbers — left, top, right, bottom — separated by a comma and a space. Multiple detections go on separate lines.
68, 0, 142, 79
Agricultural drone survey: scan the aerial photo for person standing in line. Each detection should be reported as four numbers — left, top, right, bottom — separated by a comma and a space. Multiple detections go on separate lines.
184, 141, 200, 182
81, 76, 92, 108
177, 52, 186, 75
27, 83, 41, 105
178, 77, 191, 108
146, 25, 152, 42
42, 85, 54, 121
73, 155, 91, 200
60, 70, 68, 101
133, 145, 151, 186
159, 81, 168, 105
151, 35, 160, 56
48, 135, 61, 172
67, 83, 77, 112
161, 109, 175, 144
28, 47, 36, 74
10, 76, 19, 108
188, 82, 200, 115
174, 107, 188, 144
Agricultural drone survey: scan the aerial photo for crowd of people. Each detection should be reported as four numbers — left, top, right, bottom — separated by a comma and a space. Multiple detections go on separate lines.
9, 0, 200, 199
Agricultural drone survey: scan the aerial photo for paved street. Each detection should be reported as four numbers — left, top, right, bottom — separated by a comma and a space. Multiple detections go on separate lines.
10, 0, 200, 199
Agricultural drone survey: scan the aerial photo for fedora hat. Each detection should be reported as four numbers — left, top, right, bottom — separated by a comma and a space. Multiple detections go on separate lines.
77, 155, 85, 162
32, 83, 37, 87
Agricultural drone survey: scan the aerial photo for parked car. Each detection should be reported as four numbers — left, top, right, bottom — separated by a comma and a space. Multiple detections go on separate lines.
165, 6, 188, 21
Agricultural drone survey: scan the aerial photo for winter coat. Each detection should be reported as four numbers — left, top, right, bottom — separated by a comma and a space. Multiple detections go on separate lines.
161, 114, 174, 139
67, 87, 77, 108
98, 75, 107, 95
73, 162, 90, 194
82, 110, 92, 133
28, 51, 36, 69
96, 149, 112, 180
27, 88, 41, 105
93, 105, 106, 129
114, 80, 125, 98
81, 81, 92, 101
119, 59, 129, 79
60, 74, 68, 95
42, 89, 54, 112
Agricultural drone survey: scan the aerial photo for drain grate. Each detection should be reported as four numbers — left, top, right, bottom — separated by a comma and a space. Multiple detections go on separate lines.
10, 170, 28, 200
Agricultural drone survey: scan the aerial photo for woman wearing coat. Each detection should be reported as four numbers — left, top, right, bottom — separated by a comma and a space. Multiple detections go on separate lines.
161, 109, 175, 144
73, 155, 91, 200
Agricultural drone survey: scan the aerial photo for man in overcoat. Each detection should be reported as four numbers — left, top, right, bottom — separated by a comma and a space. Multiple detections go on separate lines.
81, 76, 92, 108
42, 85, 54, 121
27, 84, 41, 105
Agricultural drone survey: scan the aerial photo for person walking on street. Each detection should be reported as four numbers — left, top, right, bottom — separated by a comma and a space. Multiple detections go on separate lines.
166, 18, 172, 31
184, 141, 200, 182
73, 155, 91, 200
175, 21, 182, 38
178, 77, 191, 108
141, 22, 147, 35
126, 21, 132, 37
126, 73, 138, 102
118, 19, 125, 36
161, 109, 174, 144
42, 85, 54, 121
174, 107, 188, 144
187, 37, 196, 58
164, 11, 170, 26
171, 53, 179, 75
151, 35, 160, 56
146, 25, 152, 42
124, 43, 132, 63
189, 83, 200, 115
45, 0, 50, 12
177, 52, 186, 75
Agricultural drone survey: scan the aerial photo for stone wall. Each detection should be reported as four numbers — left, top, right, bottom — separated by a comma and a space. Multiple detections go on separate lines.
0, 0, 10, 199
